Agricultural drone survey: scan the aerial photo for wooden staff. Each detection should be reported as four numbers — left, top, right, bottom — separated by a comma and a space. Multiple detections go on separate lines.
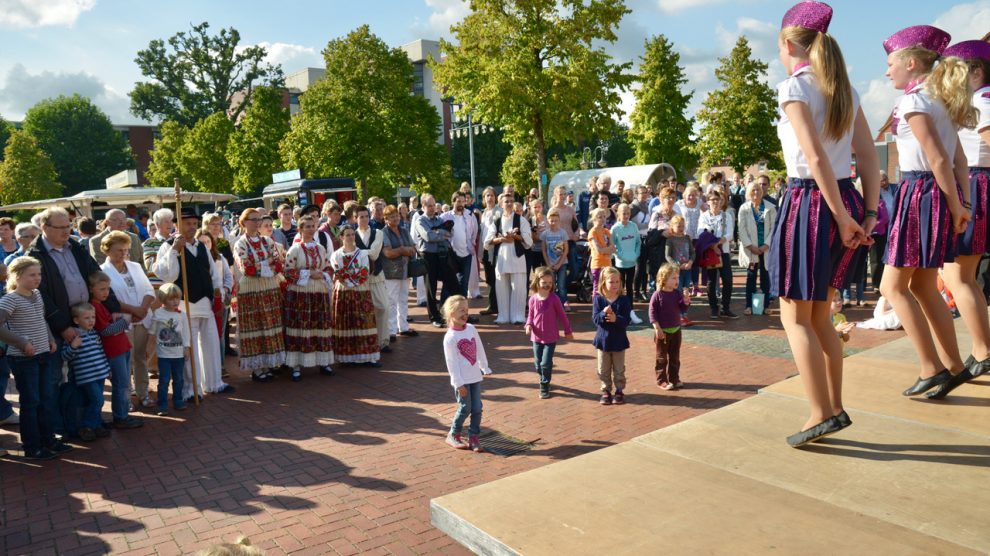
174, 178, 201, 406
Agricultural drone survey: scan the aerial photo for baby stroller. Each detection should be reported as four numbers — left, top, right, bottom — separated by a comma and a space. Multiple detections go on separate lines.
567, 240, 594, 303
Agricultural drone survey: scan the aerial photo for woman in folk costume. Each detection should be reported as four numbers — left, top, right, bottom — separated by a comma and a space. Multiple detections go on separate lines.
283, 215, 335, 381
767, 1, 881, 446
879, 26, 978, 398
234, 208, 287, 382
330, 226, 381, 367
916, 39, 990, 398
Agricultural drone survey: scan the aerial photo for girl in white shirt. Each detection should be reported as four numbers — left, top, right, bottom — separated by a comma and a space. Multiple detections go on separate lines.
880, 26, 977, 400
768, 1, 881, 447
928, 39, 990, 397
442, 295, 492, 453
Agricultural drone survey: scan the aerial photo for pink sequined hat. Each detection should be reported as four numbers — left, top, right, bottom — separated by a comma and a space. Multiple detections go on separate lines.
944, 40, 990, 62
781, 1, 832, 33
883, 25, 951, 55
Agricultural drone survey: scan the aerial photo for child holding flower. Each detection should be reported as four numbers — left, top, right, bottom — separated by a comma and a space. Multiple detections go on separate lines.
329, 226, 380, 367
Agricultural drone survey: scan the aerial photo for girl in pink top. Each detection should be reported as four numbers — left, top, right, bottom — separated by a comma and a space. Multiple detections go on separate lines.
525, 267, 574, 399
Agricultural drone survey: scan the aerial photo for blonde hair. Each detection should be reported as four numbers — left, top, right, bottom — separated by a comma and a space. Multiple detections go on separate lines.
157, 282, 182, 303
6, 256, 41, 291
615, 202, 630, 215
589, 208, 609, 228
656, 263, 680, 288
780, 26, 854, 140
87, 270, 111, 287
441, 295, 468, 322
529, 266, 555, 293
669, 214, 685, 229
100, 230, 132, 254
71, 302, 94, 318
899, 46, 978, 128
597, 266, 622, 297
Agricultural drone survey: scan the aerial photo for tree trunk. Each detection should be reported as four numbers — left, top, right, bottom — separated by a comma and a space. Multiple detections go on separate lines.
534, 114, 547, 201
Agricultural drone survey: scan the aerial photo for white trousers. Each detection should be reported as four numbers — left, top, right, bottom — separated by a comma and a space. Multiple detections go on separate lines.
385, 279, 411, 334
184, 314, 224, 399
494, 271, 527, 324
370, 279, 390, 347
416, 276, 427, 304
468, 252, 481, 298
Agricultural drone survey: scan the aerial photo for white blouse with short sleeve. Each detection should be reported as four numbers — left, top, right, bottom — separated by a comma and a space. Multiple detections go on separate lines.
892, 83, 959, 172
777, 65, 859, 180
959, 85, 990, 168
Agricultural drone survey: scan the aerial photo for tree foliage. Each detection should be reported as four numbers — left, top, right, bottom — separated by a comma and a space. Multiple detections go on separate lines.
0, 115, 11, 162
228, 86, 290, 196
450, 127, 511, 189
692, 36, 781, 173
130, 22, 284, 126
145, 120, 190, 188
433, 0, 633, 197
0, 131, 62, 205
500, 142, 538, 189
179, 112, 235, 192
281, 25, 451, 201
628, 35, 697, 176
21, 94, 134, 195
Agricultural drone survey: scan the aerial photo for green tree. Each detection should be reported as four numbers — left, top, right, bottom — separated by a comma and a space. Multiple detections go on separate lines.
500, 142, 538, 189
179, 112, 234, 192
21, 94, 134, 195
433, 0, 633, 198
628, 35, 697, 175
281, 25, 451, 201
692, 36, 781, 173
0, 131, 62, 205
0, 115, 11, 162
450, 127, 511, 188
145, 120, 190, 188
130, 22, 284, 126
228, 86, 290, 196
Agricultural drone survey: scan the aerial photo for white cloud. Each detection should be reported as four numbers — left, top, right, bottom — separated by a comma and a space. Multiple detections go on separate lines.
0, 0, 96, 28
238, 42, 322, 73
933, 1, 990, 43
0, 64, 136, 123
657, 0, 731, 14
859, 78, 899, 136
420, 0, 471, 38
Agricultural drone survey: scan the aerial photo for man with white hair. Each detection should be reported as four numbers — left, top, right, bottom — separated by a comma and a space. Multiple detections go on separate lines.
598, 174, 619, 207
143, 208, 174, 278
90, 209, 144, 269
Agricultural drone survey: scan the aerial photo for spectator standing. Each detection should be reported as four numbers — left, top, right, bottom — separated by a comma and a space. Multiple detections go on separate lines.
382, 205, 418, 339
271, 204, 297, 250
355, 205, 391, 352
0, 217, 18, 260
485, 193, 533, 324
415, 194, 458, 327
4, 223, 40, 266
88, 209, 144, 270
738, 182, 777, 314
478, 187, 501, 316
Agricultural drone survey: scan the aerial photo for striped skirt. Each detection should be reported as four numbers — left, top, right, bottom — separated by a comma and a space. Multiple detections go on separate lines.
957, 167, 990, 257
237, 276, 287, 371
330, 283, 380, 364
768, 178, 865, 301
885, 171, 957, 268
284, 278, 334, 368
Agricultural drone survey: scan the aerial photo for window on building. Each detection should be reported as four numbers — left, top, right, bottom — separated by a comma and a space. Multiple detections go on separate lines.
412, 62, 425, 97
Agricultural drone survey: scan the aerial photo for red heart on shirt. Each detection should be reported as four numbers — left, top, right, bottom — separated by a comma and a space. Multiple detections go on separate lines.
457, 337, 477, 366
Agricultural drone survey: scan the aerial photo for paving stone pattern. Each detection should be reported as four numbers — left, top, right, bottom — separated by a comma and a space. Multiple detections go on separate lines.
0, 277, 901, 555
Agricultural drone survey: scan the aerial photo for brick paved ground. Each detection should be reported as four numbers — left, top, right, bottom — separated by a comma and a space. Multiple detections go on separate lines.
1, 272, 903, 555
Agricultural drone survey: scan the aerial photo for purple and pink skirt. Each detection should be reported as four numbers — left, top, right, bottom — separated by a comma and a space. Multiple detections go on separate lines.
885, 171, 957, 268
768, 178, 865, 302
957, 167, 990, 256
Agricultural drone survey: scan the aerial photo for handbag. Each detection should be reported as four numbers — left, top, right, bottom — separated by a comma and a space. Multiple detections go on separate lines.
407, 254, 427, 278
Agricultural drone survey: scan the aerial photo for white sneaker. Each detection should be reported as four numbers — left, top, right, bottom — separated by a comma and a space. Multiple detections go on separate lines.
630, 311, 642, 325
0, 412, 19, 425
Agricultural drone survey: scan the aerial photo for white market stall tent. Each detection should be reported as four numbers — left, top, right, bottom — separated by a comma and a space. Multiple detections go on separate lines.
548, 163, 677, 194
0, 187, 238, 218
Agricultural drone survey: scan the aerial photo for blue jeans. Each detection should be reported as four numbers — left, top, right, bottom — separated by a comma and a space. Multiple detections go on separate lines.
566, 240, 579, 288
76, 380, 105, 429
532, 342, 556, 385
0, 357, 14, 421
157, 357, 186, 411
843, 277, 866, 303
450, 381, 482, 436
108, 352, 132, 421
453, 253, 473, 297
745, 254, 770, 309
552, 264, 567, 304
9, 352, 55, 454
678, 269, 693, 289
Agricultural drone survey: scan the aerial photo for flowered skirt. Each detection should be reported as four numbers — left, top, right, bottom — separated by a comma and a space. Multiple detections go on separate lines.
957, 167, 990, 256
284, 278, 334, 368
885, 171, 957, 268
237, 276, 286, 370
331, 283, 380, 364
768, 177, 866, 301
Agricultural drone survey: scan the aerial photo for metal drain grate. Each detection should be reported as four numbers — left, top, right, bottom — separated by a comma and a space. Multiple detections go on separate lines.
479, 431, 537, 457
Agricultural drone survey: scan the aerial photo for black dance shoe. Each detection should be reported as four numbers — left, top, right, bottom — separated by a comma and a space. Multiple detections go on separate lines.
970, 356, 990, 378
902, 369, 952, 396
925, 368, 975, 400
786, 416, 842, 447
835, 410, 852, 429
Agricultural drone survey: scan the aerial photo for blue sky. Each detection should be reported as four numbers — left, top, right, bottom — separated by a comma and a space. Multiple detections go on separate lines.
0, 0, 987, 134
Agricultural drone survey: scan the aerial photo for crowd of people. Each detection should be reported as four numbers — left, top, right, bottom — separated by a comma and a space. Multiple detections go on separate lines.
2, 2, 989, 460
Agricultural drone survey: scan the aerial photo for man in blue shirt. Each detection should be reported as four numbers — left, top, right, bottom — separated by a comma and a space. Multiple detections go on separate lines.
414, 194, 458, 327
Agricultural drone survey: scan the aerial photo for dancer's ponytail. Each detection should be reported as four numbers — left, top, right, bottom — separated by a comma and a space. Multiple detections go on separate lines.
781, 26, 854, 141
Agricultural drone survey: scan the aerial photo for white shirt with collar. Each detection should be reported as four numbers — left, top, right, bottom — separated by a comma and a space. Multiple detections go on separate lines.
356, 226, 385, 284
152, 238, 221, 318
442, 209, 477, 258
960, 85, 990, 168
892, 82, 958, 172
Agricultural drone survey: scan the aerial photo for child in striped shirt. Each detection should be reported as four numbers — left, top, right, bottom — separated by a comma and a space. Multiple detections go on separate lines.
63, 302, 112, 442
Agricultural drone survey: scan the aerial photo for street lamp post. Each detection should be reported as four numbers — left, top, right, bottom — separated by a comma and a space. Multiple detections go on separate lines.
580, 145, 608, 170
449, 103, 486, 200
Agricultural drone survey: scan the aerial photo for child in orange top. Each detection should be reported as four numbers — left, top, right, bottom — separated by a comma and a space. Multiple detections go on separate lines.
588, 207, 615, 294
